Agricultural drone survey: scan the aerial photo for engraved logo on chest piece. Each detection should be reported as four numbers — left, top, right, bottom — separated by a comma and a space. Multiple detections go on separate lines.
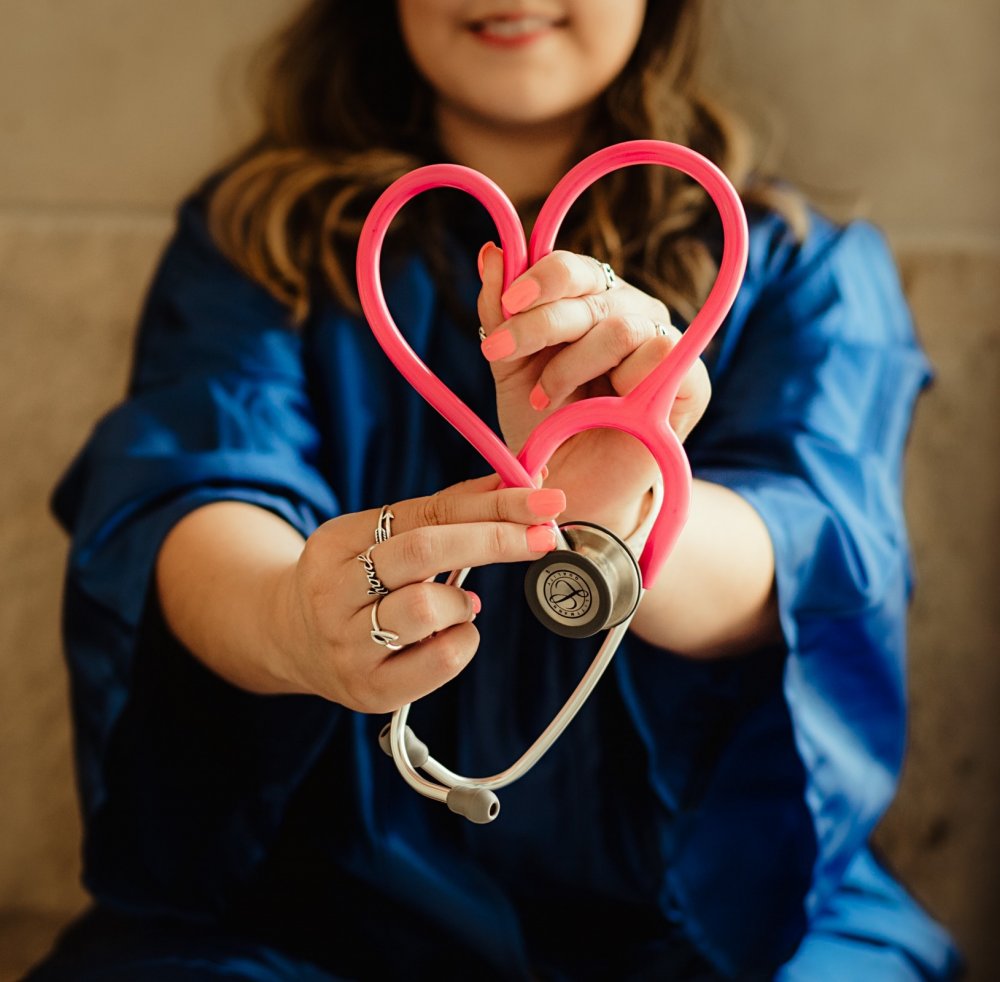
543, 569, 593, 619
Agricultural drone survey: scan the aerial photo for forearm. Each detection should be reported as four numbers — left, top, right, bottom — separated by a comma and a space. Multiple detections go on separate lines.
629, 478, 780, 657
155, 501, 307, 695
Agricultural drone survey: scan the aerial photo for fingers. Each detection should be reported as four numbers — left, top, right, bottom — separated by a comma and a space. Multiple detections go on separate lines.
667, 353, 712, 442
333, 485, 568, 614
360, 519, 559, 597
480, 271, 670, 368
473, 245, 708, 436
533, 316, 676, 408
477, 242, 505, 335
354, 620, 482, 714
388, 485, 566, 537
436, 472, 503, 496
367, 580, 479, 648
501, 251, 614, 314
607, 332, 678, 397
478, 247, 606, 343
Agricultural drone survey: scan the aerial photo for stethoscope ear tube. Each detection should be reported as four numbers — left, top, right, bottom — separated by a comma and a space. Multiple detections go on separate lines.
381, 612, 637, 823
377, 724, 501, 825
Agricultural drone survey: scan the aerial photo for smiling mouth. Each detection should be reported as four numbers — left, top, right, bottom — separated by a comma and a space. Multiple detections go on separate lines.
467, 13, 568, 44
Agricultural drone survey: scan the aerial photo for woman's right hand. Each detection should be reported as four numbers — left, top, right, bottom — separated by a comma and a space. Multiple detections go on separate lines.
273, 474, 566, 713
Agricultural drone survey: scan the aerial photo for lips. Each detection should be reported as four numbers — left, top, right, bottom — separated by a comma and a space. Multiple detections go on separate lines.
467, 12, 567, 45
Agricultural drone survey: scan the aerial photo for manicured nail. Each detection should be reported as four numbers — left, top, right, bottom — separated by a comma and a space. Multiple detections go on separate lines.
540, 465, 549, 480
480, 328, 516, 362
526, 524, 558, 553
465, 590, 482, 615
502, 278, 540, 314
527, 488, 566, 517
477, 241, 495, 279
529, 382, 550, 411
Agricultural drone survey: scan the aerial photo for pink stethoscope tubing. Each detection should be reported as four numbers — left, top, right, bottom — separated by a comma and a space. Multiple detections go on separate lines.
357, 139, 749, 588
357, 140, 748, 819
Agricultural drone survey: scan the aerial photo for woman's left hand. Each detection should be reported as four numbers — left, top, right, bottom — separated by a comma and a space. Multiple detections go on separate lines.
476, 243, 711, 533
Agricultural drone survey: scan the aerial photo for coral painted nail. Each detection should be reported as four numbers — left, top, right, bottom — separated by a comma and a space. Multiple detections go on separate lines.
528, 489, 566, 517
529, 383, 550, 411
466, 590, 482, 615
502, 278, 540, 314
480, 328, 516, 362
526, 525, 558, 553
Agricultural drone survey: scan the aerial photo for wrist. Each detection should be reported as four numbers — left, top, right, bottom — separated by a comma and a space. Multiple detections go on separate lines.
622, 480, 661, 554
552, 463, 654, 541
262, 561, 313, 695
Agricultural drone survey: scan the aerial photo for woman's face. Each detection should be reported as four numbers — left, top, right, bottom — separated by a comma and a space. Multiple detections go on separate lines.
396, 1, 647, 130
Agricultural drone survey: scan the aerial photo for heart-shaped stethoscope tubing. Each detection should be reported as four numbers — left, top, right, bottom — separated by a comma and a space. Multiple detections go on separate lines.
356, 140, 749, 823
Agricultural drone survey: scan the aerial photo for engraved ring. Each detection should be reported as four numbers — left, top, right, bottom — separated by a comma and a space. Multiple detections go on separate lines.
357, 544, 390, 597
370, 597, 403, 651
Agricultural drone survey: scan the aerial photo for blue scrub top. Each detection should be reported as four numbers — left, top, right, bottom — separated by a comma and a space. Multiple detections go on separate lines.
52, 195, 959, 979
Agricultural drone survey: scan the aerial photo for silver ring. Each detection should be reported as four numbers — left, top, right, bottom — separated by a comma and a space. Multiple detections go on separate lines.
478, 325, 488, 342
375, 505, 394, 544
584, 258, 616, 291
357, 545, 390, 597
586, 256, 618, 291
654, 321, 670, 338
370, 597, 403, 651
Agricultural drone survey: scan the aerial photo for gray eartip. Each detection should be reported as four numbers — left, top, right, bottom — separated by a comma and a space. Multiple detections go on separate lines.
377, 723, 429, 768
446, 786, 500, 824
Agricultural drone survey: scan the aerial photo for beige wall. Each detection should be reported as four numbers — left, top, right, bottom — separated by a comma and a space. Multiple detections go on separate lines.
1, 1, 997, 978
709, 1, 1000, 244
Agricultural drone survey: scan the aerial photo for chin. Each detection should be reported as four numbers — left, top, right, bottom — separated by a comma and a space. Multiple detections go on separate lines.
463, 92, 593, 131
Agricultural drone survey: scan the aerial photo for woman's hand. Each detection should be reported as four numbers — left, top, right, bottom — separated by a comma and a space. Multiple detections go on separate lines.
270, 474, 566, 712
476, 244, 711, 534
158, 479, 567, 712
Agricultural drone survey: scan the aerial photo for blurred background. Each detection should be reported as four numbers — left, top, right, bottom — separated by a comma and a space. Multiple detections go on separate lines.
1, 0, 997, 977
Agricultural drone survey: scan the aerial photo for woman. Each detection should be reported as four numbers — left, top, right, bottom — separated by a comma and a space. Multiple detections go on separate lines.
30, 1, 959, 978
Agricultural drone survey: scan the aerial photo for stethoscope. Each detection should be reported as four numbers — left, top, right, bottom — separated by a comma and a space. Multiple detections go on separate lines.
356, 140, 748, 823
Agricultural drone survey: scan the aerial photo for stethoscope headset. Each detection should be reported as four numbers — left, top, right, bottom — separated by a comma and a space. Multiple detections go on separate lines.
356, 140, 749, 823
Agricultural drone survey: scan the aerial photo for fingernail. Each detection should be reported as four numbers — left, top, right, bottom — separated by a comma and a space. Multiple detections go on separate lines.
529, 382, 550, 411
527, 488, 566, 517
540, 465, 549, 480
526, 524, 558, 553
465, 590, 482, 615
480, 328, 516, 362
501, 278, 540, 314
477, 241, 495, 279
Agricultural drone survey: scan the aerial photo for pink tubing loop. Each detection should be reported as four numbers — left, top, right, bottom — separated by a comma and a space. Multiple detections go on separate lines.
356, 141, 749, 587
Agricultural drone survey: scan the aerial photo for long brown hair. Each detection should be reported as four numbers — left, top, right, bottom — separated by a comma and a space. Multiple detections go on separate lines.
208, 0, 806, 325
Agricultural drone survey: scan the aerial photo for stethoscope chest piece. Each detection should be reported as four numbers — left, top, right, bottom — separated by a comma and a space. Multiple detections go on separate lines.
524, 522, 642, 639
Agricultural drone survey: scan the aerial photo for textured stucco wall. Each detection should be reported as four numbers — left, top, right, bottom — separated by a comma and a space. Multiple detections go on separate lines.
1, 1, 997, 977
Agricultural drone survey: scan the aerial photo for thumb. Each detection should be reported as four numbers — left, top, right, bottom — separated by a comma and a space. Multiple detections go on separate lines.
476, 242, 505, 335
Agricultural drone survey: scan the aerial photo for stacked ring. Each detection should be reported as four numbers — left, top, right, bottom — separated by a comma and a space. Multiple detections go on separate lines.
375, 505, 394, 543
362, 504, 401, 650
370, 598, 403, 651
584, 256, 617, 291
